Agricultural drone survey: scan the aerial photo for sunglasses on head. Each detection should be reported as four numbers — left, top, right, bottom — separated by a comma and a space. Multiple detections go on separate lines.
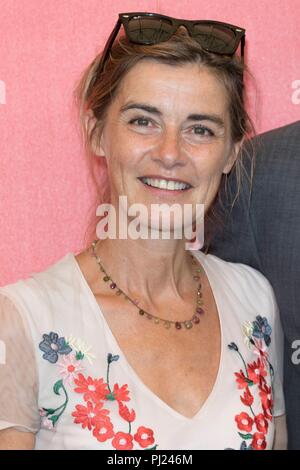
96, 12, 246, 78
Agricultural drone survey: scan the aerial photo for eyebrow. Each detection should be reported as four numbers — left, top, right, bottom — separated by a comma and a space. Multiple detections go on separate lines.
119, 102, 225, 128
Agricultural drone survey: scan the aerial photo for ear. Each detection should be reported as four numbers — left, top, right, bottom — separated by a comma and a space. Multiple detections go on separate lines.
84, 109, 106, 157
222, 138, 245, 175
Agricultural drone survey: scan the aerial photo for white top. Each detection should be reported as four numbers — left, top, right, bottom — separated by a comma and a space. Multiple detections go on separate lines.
0, 250, 285, 450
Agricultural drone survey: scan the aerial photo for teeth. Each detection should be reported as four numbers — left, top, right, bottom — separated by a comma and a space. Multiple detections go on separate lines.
141, 177, 191, 190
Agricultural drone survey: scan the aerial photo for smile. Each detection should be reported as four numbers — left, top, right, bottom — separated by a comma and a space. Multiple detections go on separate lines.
139, 177, 192, 191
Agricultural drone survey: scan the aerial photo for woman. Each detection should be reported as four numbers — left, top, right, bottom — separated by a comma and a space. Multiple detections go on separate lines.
0, 12, 286, 450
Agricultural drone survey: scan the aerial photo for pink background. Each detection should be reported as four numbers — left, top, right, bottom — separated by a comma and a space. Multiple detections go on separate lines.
1, 0, 299, 284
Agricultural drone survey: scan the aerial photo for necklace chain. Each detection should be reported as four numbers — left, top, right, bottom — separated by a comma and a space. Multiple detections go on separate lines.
91, 239, 205, 331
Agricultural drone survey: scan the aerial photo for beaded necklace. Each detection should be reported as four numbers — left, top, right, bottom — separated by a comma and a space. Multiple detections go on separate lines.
91, 239, 205, 331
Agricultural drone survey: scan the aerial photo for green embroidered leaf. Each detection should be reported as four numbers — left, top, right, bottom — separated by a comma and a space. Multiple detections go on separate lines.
49, 415, 59, 425
145, 445, 158, 450
53, 379, 64, 395
106, 392, 115, 401
43, 408, 56, 415
76, 351, 84, 360
238, 432, 253, 440
247, 379, 254, 386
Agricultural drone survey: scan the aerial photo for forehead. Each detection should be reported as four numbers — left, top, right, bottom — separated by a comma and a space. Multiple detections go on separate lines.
114, 60, 229, 117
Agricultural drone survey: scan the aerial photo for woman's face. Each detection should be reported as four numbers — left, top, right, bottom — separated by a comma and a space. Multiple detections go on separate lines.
96, 60, 242, 232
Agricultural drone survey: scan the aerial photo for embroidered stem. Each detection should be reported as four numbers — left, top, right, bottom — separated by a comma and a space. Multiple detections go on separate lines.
236, 350, 249, 378
47, 379, 69, 426
55, 382, 69, 420
106, 362, 112, 394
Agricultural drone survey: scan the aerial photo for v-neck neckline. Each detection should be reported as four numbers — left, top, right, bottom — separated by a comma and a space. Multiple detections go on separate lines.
69, 249, 225, 423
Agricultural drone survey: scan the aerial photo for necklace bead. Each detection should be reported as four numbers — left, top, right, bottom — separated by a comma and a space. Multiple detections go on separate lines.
196, 307, 204, 315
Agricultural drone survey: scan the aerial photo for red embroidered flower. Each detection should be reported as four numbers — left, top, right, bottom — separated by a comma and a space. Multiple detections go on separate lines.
113, 383, 130, 402
112, 432, 133, 450
74, 373, 109, 403
247, 359, 267, 385
72, 401, 110, 430
235, 412, 254, 432
251, 432, 267, 450
134, 426, 155, 448
254, 413, 269, 434
235, 370, 249, 389
262, 404, 273, 421
118, 401, 136, 423
240, 387, 254, 407
93, 421, 114, 442
259, 383, 273, 411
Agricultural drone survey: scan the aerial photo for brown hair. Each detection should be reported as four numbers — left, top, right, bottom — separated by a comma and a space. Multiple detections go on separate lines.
73, 26, 256, 248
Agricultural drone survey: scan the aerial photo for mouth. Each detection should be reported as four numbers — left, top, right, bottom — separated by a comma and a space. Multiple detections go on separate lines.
138, 176, 193, 191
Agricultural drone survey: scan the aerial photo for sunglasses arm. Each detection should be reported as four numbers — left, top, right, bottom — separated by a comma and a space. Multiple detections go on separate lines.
96, 18, 122, 78
240, 34, 245, 66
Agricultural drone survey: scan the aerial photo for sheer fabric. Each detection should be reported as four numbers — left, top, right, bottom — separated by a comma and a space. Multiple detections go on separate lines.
0, 294, 40, 433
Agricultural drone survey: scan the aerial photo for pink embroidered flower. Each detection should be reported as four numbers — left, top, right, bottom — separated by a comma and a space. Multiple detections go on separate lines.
112, 432, 134, 450
40, 416, 55, 430
93, 421, 115, 442
74, 373, 109, 403
254, 413, 269, 434
57, 353, 85, 386
253, 339, 269, 366
251, 432, 267, 450
113, 383, 130, 402
235, 412, 254, 432
134, 426, 155, 448
240, 387, 254, 407
118, 401, 136, 423
72, 400, 110, 430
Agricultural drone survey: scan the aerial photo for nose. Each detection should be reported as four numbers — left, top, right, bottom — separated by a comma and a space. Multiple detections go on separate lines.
152, 128, 186, 169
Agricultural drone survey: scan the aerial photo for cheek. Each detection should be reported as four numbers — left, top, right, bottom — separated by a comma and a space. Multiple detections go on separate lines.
195, 147, 229, 180
104, 147, 138, 193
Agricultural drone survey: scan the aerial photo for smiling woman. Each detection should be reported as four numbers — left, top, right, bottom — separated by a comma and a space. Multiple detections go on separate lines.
0, 12, 286, 450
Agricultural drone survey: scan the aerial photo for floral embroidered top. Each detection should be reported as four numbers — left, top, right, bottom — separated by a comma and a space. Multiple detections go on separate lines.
0, 250, 285, 450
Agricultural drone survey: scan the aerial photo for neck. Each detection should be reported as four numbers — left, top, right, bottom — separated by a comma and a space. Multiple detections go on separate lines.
93, 236, 197, 309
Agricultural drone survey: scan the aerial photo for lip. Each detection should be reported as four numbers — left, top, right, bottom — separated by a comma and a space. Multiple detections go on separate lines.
138, 175, 193, 187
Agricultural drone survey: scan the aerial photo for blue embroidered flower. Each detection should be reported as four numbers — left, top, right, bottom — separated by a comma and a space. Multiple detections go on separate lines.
252, 316, 272, 347
240, 441, 253, 450
107, 353, 119, 364
228, 342, 239, 352
225, 441, 253, 450
39, 332, 72, 363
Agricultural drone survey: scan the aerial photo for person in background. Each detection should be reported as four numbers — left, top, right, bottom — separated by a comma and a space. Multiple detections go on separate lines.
208, 120, 300, 449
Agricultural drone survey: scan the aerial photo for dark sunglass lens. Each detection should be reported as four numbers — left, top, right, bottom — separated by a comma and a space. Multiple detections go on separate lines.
192, 23, 237, 53
127, 17, 174, 44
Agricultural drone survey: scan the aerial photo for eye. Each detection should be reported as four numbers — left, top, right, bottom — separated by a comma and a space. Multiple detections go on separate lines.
191, 125, 215, 137
128, 117, 153, 127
